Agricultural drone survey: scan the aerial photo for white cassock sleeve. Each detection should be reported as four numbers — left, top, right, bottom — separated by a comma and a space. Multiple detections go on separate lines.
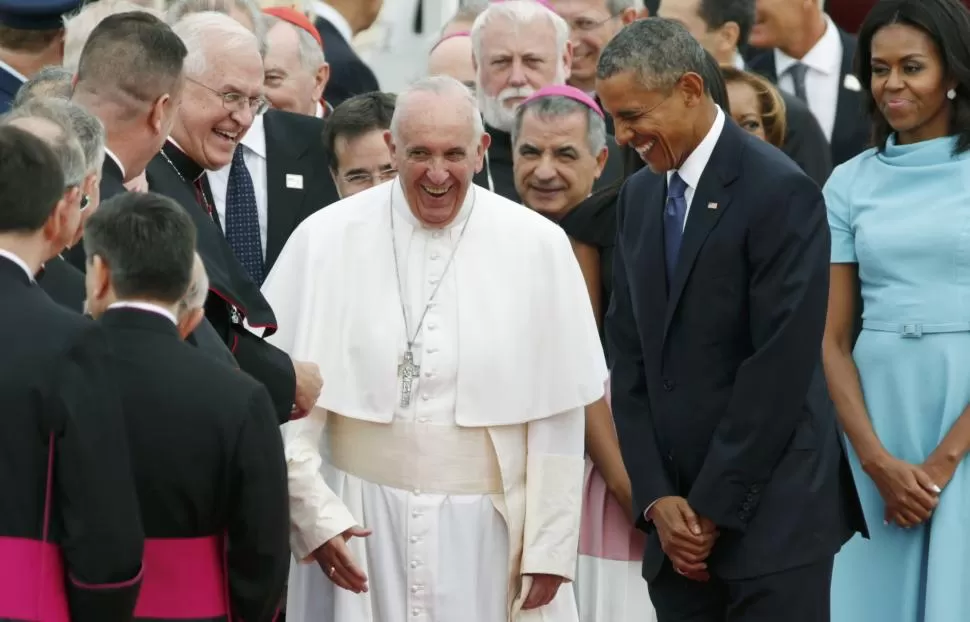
281, 407, 359, 561
521, 406, 586, 580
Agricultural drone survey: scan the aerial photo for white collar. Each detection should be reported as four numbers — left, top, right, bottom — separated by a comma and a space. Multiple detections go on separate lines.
107, 301, 178, 325
104, 147, 127, 180
667, 106, 725, 191
0, 249, 34, 282
0, 58, 27, 83
732, 50, 746, 71
312, 1, 353, 43
240, 112, 266, 159
390, 178, 476, 231
774, 14, 842, 77
315, 101, 325, 118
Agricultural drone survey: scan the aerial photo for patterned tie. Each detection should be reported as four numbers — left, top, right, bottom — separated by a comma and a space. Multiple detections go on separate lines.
224, 146, 264, 285
664, 172, 688, 285
787, 62, 809, 102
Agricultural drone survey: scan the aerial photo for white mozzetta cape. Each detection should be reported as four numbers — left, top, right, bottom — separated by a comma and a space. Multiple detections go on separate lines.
262, 180, 607, 427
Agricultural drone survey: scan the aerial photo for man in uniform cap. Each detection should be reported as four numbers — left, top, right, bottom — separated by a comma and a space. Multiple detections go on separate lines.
0, 0, 82, 112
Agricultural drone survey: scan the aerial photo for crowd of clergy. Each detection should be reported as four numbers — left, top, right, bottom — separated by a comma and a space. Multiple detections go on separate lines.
1, 0, 969, 621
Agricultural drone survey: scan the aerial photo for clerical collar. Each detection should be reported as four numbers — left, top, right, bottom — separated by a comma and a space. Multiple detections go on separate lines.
107, 301, 178, 325
0, 248, 34, 282
162, 139, 205, 182
390, 179, 475, 231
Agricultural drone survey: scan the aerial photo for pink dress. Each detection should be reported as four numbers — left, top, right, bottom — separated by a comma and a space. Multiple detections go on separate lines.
575, 382, 656, 621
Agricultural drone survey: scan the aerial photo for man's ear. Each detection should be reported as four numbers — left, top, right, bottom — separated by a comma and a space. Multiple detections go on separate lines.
177, 307, 205, 340
149, 93, 171, 134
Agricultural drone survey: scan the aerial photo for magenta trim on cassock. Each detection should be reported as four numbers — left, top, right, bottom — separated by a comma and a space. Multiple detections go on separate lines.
0, 537, 70, 621
134, 536, 228, 619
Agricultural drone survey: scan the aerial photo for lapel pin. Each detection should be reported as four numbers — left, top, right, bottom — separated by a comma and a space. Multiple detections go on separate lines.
707, 202, 718, 210
285, 173, 304, 190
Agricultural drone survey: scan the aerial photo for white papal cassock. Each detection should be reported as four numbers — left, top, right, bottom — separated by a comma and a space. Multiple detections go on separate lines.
261, 179, 607, 622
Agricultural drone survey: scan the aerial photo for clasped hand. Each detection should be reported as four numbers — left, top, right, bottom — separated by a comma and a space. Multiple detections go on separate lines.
649, 496, 719, 581
866, 454, 949, 528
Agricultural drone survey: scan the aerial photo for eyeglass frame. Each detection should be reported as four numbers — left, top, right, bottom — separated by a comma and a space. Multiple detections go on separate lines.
565, 13, 619, 33
186, 77, 269, 116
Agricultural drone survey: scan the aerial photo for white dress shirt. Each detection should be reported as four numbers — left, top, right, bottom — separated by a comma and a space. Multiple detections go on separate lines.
107, 301, 178, 325
774, 14, 843, 141
666, 106, 726, 231
207, 113, 269, 260
0, 248, 34, 282
311, 1, 353, 43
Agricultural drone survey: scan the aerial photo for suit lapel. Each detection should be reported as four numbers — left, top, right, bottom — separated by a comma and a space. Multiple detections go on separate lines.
642, 180, 668, 316
662, 123, 741, 343
263, 111, 310, 270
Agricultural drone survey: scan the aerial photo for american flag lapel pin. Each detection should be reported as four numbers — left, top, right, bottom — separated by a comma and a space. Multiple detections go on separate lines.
707, 201, 718, 210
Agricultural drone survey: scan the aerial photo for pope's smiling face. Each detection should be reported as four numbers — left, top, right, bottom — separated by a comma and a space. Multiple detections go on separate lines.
386, 90, 490, 228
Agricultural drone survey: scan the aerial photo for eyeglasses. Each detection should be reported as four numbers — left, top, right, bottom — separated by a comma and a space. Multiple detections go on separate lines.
343, 168, 398, 186
187, 77, 269, 116
565, 14, 617, 32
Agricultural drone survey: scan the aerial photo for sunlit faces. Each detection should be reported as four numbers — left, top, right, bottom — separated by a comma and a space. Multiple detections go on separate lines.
332, 129, 396, 198
549, 0, 621, 92
385, 91, 489, 227
870, 23, 953, 145
726, 80, 767, 141
476, 16, 571, 131
596, 69, 705, 174
264, 21, 329, 116
428, 35, 477, 93
513, 108, 606, 218
171, 42, 264, 170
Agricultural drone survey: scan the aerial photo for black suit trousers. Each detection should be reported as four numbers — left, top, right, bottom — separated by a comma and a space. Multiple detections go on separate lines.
648, 557, 834, 622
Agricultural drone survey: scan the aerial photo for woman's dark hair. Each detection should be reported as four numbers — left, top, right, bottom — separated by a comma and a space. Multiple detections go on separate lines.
856, 0, 970, 153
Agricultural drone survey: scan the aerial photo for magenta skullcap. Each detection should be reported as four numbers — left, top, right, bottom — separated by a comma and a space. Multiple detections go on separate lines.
521, 85, 605, 119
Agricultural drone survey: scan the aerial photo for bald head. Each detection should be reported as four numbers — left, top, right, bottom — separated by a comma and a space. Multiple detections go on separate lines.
428, 35, 475, 93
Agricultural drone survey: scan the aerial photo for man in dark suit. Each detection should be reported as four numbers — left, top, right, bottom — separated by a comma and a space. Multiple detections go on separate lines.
83, 191, 289, 622
0, 124, 144, 621
309, 0, 381, 106
745, 0, 869, 166
598, 19, 866, 621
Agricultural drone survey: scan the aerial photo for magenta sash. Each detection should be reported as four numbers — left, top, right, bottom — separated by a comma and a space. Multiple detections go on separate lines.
134, 535, 229, 619
0, 537, 70, 621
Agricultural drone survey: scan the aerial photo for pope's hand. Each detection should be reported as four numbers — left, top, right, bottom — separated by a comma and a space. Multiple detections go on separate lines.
313, 525, 371, 594
521, 574, 565, 610
293, 360, 322, 414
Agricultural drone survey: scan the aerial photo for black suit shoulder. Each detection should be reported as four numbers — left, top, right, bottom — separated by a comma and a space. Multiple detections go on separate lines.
37, 256, 86, 313
778, 92, 833, 186
315, 18, 380, 106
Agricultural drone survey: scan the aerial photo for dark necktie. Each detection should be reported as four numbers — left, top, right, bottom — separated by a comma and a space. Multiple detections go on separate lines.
664, 173, 688, 285
224, 146, 264, 285
787, 62, 809, 102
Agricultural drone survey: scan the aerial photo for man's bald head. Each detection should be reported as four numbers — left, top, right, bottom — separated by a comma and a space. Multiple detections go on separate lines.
428, 35, 475, 93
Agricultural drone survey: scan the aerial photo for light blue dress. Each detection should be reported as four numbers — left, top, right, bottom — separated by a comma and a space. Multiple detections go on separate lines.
824, 135, 970, 622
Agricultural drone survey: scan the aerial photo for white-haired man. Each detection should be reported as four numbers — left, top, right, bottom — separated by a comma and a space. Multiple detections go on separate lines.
265, 74, 605, 622
263, 8, 330, 117
470, 0, 621, 201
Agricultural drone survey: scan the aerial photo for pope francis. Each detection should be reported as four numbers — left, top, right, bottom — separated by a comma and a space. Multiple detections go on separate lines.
263, 75, 607, 622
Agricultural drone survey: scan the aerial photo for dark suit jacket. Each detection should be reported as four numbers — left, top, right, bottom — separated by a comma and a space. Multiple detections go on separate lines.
315, 17, 380, 107
472, 123, 625, 202
607, 118, 866, 582
0, 62, 21, 114
100, 307, 288, 622
777, 90, 833, 186
0, 256, 143, 620
143, 143, 297, 423
37, 256, 86, 313
747, 28, 870, 166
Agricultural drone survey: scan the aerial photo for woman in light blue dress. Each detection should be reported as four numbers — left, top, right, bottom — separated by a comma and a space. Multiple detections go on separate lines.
822, 1, 970, 621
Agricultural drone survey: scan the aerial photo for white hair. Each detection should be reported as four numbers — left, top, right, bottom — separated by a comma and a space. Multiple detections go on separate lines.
62, 0, 158, 72
470, 0, 570, 65
178, 253, 209, 313
390, 75, 484, 145
171, 11, 260, 77
167, 0, 267, 57
265, 14, 326, 74
606, 0, 644, 12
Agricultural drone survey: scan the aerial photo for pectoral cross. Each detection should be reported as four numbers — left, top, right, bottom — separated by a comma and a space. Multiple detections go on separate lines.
398, 349, 420, 407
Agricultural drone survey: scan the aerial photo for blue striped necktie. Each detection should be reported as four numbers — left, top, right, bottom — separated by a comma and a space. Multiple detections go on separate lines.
224, 146, 264, 285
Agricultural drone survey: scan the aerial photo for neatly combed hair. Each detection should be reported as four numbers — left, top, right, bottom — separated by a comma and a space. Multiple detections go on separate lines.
598, 17, 709, 93
0, 25, 62, 54
12, 65, 74, 108
607, 0, 645, 14
721, 66, 787, 147
512, 95, 607, 154
264, 14, 325, 72
166, 0, 267, 57
0, 125, 66, 233
698, 0, 755, 48
64, 103, 107, 174
62, 0, 156, 72
172, 11, 261, 77
178, 252, 208, 313
83, 191, 197, 304
323, 91, 397, 171
0, 99, 87, 188
389, 75, 484, 144
470, 1, 570, 64
856, 0, 970, 154
74, 11, 187, 108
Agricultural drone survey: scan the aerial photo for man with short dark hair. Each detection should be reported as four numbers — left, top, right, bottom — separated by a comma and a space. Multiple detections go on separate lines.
83, 191, 289, 622
657, 0, 833, 185
322, 91, 396, 198
0, 123, 144, 622
599, 17, 866, 622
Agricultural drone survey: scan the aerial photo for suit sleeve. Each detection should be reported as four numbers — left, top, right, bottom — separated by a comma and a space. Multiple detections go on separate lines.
54, 324, 145, 621
231, 326, 297, 424
605, 181, 676, 530
687, 173, 830, 532
226, 385, 290, 622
